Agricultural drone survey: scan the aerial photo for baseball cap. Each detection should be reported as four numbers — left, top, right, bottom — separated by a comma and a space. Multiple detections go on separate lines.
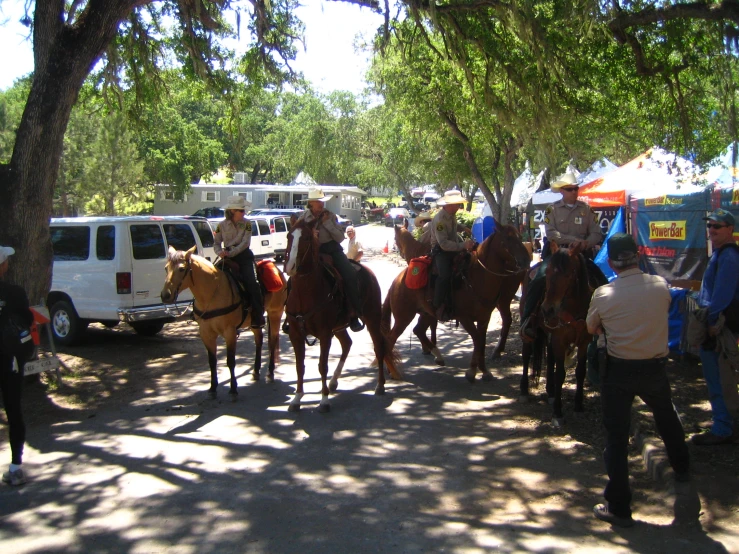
0, 246, 15, 264
703, 208, 735, 227
607, 233, 638, 261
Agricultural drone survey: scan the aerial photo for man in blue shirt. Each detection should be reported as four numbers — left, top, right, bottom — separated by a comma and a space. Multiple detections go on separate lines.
694, 208, 739, 445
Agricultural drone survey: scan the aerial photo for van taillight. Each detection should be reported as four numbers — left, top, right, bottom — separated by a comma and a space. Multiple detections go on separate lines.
116, 272, 131, 294
269, 224, 275, 234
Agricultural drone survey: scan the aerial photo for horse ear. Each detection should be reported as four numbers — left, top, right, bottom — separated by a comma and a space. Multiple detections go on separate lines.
185, 245, 197, 260
403, 218, 409, 230
168, 245, 177, 259
570, 242, 585, 256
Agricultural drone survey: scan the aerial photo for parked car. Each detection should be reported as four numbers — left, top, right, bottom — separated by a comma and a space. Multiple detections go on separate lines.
192, 207, 224, 224
48, 216, 217, 345
384, 208, 412, 227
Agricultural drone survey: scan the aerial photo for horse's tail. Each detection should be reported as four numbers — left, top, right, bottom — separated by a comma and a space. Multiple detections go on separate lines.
383, 340, 403, 381
381, 289, 393, 336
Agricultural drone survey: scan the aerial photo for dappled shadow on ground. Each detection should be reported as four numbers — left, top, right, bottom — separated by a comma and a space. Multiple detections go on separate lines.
0, 299, 735, 552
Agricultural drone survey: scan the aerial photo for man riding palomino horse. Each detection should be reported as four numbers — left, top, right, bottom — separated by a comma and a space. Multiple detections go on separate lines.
521, 172, 604, 340
431, 190, 475, 322
297, 187, 364, 333
214, 196, 265, 328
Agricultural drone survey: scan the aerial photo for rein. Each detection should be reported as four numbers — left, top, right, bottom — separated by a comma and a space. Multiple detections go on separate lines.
473, 237, 526, 277
174, 256, 243, 323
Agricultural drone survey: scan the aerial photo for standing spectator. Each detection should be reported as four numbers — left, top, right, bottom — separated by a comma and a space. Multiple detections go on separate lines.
345, 226, 364, 262
693, 208, 739, 445
0, 245, 33, 486
586, 233, 690, 527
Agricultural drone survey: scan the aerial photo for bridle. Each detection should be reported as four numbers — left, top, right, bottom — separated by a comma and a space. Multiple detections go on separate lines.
473, 232, 527, 277
541, 254, 587, 331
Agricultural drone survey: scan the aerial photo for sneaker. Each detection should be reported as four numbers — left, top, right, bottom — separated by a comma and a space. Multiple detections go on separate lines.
2, 468, 27, 487
349, 317, 365, 333
691, 430, 735, 446
281, 321, 290, 334
593, 503, 635, 528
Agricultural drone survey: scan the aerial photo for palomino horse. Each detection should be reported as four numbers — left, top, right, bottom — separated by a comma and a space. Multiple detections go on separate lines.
161, 246, 287, 400
393, 222, 525, 361
519, 243, 593, 426
383, 224, 531, 382
284, 217, 401, 413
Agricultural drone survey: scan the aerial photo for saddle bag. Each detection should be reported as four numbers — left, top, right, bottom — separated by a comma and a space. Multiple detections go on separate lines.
257, 260, 284, 292
406, 256, 432, 290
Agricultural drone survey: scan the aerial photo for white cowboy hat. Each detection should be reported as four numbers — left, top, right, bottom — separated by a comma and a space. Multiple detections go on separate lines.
414, 211, 433, 227
0, 246, 15, 265
307, 187, 333, 203
550, 172, 579, 192
222, 195, 251, 210
435, 190, 466, 206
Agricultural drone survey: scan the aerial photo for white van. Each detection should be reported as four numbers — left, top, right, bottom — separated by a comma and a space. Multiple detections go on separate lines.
48, 216, 216, 345
245, 216, 275, 258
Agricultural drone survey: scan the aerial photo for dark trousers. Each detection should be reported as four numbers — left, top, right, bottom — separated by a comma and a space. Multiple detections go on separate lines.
601, 357, 689, 517
232, 249, 264, 316
522, 261, 547, 319
0, 356, 25, 465
433, 250, 457, 309
319, 241, 362, 315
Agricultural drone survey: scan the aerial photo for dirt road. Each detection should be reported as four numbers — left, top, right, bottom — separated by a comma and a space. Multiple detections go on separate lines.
1, 255, 737, 553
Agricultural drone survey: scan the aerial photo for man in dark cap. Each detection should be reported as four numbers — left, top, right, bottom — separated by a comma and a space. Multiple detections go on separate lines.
586, 233, 689, 527
693, 208, 739, 445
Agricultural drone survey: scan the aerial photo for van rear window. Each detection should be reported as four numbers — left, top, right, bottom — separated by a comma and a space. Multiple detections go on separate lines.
274, 218, 287, 233
96, 226, 115, 260
189, 221, 214, 248
164, 224, 198, 253
256, 220, 269, 236
131, 224, 166, 260
51, 226, 90, 261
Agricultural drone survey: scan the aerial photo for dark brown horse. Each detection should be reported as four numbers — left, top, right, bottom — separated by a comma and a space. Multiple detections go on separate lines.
284, 217, 401, 413
383, 224, 530, 382
393, 222, 526, 361
519, 242, 593, 426
161, 246, 288, 400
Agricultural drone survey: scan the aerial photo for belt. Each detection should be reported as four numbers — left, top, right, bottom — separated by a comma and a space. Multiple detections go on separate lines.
609, 356, 667, 366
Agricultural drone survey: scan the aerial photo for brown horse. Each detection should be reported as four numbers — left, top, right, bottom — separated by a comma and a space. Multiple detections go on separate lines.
161, 246, 287, 400
383, 224, 531, 382
284, 217, 401, 413
393, 222, 525, 361
519, 243, 593, 426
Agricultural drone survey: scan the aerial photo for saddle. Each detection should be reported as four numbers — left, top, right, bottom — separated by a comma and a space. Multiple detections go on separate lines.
218, 258, 261, 318
318, 255, 362, 317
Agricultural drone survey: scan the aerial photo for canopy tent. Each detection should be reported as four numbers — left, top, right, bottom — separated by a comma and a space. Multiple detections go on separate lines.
529, 158, 616, 206
577, 148, 700, 207
510, 163, 547, 208
702, 142, 739, 189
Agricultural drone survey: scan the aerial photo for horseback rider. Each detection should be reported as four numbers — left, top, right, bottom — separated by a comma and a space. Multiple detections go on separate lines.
297, 187, 364, 333
431, 190, 475, 322
214, 196, 265, 329
521, 172, 602, 339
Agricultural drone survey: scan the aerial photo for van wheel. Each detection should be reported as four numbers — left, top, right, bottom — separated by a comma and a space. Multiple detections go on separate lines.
130, 320, 166, 336
50, 300, 87, 346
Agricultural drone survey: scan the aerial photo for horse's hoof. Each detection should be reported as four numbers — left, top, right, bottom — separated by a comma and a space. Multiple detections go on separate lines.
318, 403, 331, 414
329, 381, 338, 394
288, 404, 300, 413
552, 417, 565, 428
518, 395, 529, 403
548, 397, 555, 406
266, 374, 275, 384
229, 392, 238, 402
481, 372, 494, 383
464, 370, 476, 384
435, 358, 445, 367
208, 390, 217, 400
422, 350, 432, 356
374, 386, 386, 396
490, 350, 503, 360
251, 372, 259, 382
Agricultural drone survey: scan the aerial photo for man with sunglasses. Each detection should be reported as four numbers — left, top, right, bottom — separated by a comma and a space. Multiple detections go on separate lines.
521, 172, 602, 339
693, 208, 739, 445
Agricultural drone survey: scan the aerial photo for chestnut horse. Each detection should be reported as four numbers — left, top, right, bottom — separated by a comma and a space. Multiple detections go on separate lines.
161, 246, 287, 400
382, 224, 531, 382
519, 243, 593, 426
284, 217, 401, 413
393, 222, 525, 361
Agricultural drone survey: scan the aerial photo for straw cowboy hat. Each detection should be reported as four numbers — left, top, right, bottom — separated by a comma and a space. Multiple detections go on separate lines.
550, 172, 579, 192
0, 245, 15, 265
414, 211, 433, 227
307, 187, 333, 203
436, 190, 466, 206
222, 195, 252, 210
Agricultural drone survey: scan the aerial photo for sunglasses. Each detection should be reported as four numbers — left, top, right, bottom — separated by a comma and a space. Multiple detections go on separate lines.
706, 223, 727, 230
234, 209, 245, 213
560, 187, 579, 192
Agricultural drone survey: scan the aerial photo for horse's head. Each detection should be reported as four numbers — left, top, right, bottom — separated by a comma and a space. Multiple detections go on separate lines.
480, 224, 532, 274
285, 217, 319, 277
541, 247, 589, 321
161, 245, 196, 303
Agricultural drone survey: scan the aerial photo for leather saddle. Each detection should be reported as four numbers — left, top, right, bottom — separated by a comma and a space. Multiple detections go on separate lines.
318, 254, 362, 310
218, 258, 261, 313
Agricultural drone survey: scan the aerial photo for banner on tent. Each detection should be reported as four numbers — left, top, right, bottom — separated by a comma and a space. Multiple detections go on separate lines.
529, 207, 619, 241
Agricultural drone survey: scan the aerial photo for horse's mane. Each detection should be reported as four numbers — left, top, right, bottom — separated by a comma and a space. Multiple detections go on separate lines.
166, 248, 217, 273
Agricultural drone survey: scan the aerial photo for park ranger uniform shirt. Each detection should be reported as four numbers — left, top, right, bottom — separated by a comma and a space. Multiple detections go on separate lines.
586, 268, 671, 359
298, 209, 345, 244
544, 200, 601, 248
214, 219, 253, 257
430, 210, 464, 251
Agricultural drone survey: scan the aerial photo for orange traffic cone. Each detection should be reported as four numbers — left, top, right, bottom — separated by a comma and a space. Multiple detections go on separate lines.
383, 241, 389, 254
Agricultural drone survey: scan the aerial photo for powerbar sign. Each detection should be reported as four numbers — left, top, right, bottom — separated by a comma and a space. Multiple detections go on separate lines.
649, 221, 687, 241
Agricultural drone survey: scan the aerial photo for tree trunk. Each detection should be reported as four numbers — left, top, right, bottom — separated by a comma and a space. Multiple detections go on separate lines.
0, 0, 132, 302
